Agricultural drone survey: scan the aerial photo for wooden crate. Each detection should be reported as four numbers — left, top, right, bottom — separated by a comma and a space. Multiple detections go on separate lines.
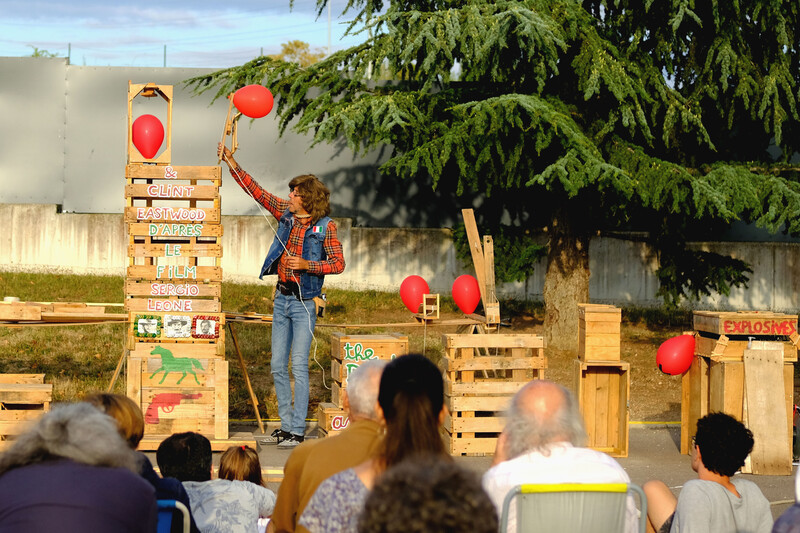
316, 402, 349, 437
127, 354, 228, 440
574, 360, 630, 457
0, 374, 52, 447
442, 333, 546, 456
578, 304, 621, 362
693, 311, 798, 362
329, 333, 409, 407
680, 355, 794, 459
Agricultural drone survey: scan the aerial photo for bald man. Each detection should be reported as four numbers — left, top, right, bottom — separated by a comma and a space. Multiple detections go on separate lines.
482, 380, 638, 533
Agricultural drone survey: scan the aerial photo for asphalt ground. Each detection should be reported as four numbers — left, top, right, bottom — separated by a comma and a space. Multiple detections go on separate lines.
195, 422, 798, 521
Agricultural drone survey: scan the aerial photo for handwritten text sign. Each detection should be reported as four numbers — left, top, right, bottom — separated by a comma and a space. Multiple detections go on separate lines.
723, 319, 797, 336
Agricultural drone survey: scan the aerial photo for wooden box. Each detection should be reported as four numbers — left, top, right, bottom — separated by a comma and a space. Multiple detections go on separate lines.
0, 374, 52, 450
330, 333, 409, 407
441, 333, 546, 456
127, 351, 228, 440
316, 402, 349, 437
693, 311, 798, 362
680, 355, 793, 459
578, 304, 622, 362
574, 360, 630, 457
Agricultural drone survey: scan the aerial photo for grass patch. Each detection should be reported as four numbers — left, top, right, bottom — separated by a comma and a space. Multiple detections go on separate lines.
1, 271, 690, 421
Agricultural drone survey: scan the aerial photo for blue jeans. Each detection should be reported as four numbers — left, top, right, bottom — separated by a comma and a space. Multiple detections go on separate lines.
271, 292, 317, 435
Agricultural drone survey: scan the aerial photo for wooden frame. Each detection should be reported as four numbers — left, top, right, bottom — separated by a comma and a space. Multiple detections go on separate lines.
127, 81, 172, 165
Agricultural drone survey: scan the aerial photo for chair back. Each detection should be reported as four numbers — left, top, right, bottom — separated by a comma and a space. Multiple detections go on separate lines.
499, 482, 647, 533
157, 499, 191, 533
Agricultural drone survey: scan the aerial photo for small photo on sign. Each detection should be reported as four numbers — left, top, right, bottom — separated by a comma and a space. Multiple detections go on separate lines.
134, 315, 161, 338
192, 315, 219, 339
164, 315, 191, 338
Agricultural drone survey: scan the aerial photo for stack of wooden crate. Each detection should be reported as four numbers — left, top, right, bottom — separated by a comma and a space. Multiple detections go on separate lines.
124, 82, 228, 445
574, 304, 630, 457
316, 333, 408, 437
0, 374, 52, 450
682, 311, 797, 475
441, 333, 546, 456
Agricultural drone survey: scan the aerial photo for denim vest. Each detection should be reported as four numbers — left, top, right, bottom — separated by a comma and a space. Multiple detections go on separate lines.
260, 210, 331, 299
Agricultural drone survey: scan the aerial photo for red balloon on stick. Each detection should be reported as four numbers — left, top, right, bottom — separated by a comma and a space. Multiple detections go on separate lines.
656, 334, 695, 375
132, 114, 164, 159
452, 275, 481, 314
233, 85, 274, 118
399, 275, 429, 313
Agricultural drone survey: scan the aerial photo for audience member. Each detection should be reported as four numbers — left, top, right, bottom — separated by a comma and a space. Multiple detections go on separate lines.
299, 354, 450, 533
644, 412, 772, 533
85, 392, 199, 532
219, 445, 264, 486
358, 455, 498, 533
270, 359, 386, 533
219, 444, 269, 533
0, 402, 157, 532
157, 431, 276, 533
773, 467, 800, 533
482, 380, 638, 533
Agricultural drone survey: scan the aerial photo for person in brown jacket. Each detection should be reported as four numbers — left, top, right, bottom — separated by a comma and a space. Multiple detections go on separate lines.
268, 359, 386, 533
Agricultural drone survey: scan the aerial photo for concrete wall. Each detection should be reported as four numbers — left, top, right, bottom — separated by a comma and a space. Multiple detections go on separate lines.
2, 203, 798, 311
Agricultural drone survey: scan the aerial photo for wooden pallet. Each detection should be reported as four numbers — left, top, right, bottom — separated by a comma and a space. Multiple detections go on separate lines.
0, 374, 53, 448
441, 333, 546, 456
574, 360, 630, 457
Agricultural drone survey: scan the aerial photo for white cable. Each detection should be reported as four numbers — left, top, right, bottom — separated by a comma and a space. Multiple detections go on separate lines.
222, 153, 329, 393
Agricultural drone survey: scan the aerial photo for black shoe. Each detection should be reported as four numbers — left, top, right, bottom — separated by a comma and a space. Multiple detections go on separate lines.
268, 429, 292, 444
277, 433, 305, 449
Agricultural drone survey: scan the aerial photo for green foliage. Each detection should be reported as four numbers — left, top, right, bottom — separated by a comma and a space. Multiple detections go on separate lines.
187, 0, 800, 308
28, 46, 59, 58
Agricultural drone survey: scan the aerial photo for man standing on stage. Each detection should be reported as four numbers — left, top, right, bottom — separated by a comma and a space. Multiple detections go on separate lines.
219, 143, 345, 448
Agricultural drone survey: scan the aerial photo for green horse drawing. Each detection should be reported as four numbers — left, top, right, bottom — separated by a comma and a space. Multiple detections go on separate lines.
149, 346, 204, 385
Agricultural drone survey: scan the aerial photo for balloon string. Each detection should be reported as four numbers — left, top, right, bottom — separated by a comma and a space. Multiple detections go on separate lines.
222, 153, 328, 392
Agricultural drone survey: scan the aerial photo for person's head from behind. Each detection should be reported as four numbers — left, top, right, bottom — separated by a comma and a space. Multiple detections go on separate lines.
503, 380, 587, 459
0, 402, 139, 476
84, 392, 144, 450
378, 353, 447, 467
288, 174, 330, 220
359, 456, 498, 533
218, 445, 264, 486
694, 412, 753, 476
344, 359, 387, 421
156, 432, 212, 482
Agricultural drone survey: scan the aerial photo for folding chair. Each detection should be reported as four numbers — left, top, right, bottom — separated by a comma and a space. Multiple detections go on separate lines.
157, 499, 191, 533
499, 482, 647, 533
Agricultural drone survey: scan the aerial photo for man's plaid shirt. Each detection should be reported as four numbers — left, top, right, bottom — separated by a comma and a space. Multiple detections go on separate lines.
230, 168, 345, 283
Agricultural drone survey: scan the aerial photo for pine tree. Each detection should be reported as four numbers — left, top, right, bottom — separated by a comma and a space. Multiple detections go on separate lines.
187, 1, 800, 350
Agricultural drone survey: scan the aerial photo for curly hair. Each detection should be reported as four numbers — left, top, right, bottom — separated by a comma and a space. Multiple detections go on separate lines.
218, 445, 264, 486
695, 412, 754, 477
358, 455, 498, 533
289, 174, 330, 222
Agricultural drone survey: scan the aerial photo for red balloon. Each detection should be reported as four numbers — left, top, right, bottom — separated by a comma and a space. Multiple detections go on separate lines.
233, 85, 274, 118
399, 275, 429, 313
132, 114, 164, 159
656, 334, 695, 375
452, 275, 481, 314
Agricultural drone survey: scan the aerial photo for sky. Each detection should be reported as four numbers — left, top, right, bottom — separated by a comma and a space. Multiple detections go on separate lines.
0, 0, 366, 68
